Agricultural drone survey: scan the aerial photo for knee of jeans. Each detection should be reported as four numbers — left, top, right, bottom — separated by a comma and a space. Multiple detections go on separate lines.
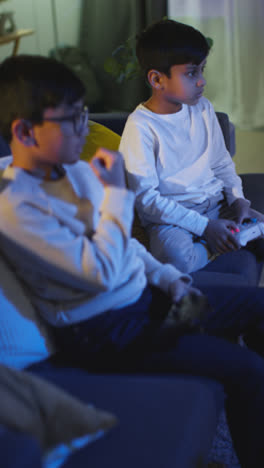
162, 245, 209, 273
172, 254, 196, 273
149, 229, 209, 273
161, 248, 196, 273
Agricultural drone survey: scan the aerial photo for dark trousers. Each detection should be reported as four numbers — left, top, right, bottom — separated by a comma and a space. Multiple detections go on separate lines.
54, 285, 264, 467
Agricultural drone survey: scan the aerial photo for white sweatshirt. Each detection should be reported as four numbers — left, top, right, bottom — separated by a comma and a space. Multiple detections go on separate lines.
119, 97, 245, 237
0, 158, 191, 326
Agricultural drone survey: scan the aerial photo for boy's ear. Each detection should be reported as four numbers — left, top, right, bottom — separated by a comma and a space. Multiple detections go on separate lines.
11, 119, 37, 146
147, 69, 164, 90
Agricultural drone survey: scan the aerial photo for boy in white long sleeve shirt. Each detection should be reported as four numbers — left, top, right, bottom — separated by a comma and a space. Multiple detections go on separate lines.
3, 55, 264, 467
120, 19, 264, 273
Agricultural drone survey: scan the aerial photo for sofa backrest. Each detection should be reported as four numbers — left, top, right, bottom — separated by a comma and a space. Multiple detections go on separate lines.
0, 111, 235, 158
0, 136, 10, 158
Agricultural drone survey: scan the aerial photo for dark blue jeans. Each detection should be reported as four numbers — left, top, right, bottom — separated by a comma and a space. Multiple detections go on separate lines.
54, 285, 264, 467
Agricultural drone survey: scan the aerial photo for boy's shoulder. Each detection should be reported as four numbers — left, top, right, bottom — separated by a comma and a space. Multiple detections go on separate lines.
64, 159, 92, 174
195, 96, 214, 113
122, 98, 216, 137
125, 103, 171, 131
127, 103, 150, 123
64, 159, 104, 198
194, 96, 213, 112
129, 97, 214, 120
0, 155, 12, 172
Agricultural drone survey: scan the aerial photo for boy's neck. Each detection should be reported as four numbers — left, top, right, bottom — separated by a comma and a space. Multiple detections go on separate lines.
10, 145, 65, 181
11, 160, 65, 181
143, 96, 182, 115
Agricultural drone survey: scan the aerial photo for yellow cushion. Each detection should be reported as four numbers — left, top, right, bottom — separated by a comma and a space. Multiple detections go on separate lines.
80, 120, 121, 161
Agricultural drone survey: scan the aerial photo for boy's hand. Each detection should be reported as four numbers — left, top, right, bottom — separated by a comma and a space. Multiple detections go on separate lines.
203, 219, 240, 254
90, 148, 126, 188
167, 281, 211, 329
229, 198, 251, 224
169, 277, 202, 303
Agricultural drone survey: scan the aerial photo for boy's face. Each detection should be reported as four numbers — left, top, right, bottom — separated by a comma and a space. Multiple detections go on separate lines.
152, 58, 207, 112
29, 99, 89, 168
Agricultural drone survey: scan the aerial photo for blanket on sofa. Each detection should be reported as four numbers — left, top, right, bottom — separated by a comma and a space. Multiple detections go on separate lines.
0, 363, 117, 466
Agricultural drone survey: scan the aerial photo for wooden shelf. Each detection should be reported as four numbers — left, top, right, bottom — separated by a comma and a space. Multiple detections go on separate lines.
0, 28, 34, 55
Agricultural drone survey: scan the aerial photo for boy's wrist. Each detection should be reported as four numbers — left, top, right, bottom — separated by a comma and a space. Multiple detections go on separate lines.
191, 215, 209, 237
231, 197, 251, 207
201, 217, 210, 236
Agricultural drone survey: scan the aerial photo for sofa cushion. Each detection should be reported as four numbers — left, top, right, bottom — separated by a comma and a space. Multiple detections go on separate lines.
0, 253, 56, 369
80, 121, 120, 161
0, 364, 117, 468
28, 361, 224, 468
89, 112, 129, 136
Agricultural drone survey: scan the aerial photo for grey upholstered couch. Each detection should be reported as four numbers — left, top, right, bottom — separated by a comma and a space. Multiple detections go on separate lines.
0, 241, 224, 468
0, 110, 263, 466
0, 130, 225, 467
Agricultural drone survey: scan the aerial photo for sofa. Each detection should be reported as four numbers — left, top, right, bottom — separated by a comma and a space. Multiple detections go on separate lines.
0, 257, 225, 468
0, 130, 226, 467
0, 359, 224, 468
0, 111, 263, 466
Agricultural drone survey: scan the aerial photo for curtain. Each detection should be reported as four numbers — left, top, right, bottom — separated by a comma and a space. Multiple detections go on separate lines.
168, 0, 264, 130
79, 0, 167, 112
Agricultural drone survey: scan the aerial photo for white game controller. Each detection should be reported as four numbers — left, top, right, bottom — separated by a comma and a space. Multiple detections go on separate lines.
232, 218, 264, 246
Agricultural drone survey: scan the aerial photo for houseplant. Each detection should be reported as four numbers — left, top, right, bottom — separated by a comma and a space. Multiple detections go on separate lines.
104, 36, 142, 84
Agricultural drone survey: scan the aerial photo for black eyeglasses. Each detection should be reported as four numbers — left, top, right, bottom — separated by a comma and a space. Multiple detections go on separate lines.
42, 106, 89, 136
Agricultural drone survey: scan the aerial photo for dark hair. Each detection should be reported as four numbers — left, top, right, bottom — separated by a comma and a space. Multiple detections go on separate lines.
136, 19, 210, 79
0, 54, 86, 142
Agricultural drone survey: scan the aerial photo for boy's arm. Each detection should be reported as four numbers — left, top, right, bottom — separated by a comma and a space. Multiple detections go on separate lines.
120, 118, 208, 237
130, 238, 200, 303
0, 150, 136, 293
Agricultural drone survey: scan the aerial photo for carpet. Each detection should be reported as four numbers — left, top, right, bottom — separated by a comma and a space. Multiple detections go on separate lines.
208, 410, 240, 467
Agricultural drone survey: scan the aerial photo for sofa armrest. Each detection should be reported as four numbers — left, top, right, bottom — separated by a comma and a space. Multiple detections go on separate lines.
0, 109, 235, 159
216, 111, 236, 157
89, 112, 129, 136
240, 173, 264, 213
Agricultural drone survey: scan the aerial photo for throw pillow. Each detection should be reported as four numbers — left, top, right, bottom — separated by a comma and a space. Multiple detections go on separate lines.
80, 120, 121, 161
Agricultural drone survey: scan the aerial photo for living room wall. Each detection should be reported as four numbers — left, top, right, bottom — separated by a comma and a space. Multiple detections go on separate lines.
0, 0, 81, 61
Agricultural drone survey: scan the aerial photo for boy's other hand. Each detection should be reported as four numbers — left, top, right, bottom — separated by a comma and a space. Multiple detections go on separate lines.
229, 198, 251, 224
203, 219, 240, 254
90, 148, 126, 188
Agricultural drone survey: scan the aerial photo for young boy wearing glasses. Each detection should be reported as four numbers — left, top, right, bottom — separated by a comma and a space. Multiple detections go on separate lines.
2, 55, 264, 467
